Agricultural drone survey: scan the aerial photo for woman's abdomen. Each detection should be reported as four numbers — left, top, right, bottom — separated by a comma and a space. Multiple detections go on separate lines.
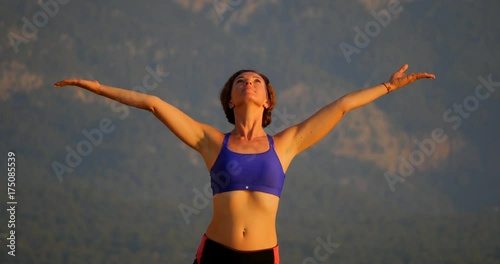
206, 191, 279, 251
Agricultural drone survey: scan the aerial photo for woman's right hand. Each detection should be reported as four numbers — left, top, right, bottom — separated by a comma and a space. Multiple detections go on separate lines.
54, 79, 101, 93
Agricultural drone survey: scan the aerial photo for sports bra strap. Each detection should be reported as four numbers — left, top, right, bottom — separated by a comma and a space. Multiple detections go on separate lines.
267, 134, 274, 148
222, 133, 230, 147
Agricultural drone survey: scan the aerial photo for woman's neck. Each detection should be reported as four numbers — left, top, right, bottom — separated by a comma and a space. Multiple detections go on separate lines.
232, 105, 266, 140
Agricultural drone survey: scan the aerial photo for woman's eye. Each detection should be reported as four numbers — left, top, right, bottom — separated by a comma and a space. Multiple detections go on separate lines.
236, 79, 243, 83
255, 79, 261, 83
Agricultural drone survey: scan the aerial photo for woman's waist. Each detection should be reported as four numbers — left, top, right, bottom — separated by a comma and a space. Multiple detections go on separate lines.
206, 219, 277, 251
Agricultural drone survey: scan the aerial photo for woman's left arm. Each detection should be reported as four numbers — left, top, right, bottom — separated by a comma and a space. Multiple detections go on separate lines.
277, 64, 435, 157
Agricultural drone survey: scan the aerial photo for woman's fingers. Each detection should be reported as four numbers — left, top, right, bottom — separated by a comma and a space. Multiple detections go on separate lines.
388, 65, 435, 90
397, 64, 409, 74
413, 72, 436, 80
53, 79, 100, 90
395, 65, 435, 78
423, 73, 436, 79
53, 79, 77, 88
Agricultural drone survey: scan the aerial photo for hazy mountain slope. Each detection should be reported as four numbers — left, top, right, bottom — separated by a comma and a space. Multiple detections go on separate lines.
0, 0, 499, 263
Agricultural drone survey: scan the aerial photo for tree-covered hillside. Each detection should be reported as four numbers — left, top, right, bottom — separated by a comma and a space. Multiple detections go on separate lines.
0, 0, 499, 263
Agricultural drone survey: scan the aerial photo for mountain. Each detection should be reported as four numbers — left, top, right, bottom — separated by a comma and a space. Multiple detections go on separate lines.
0, 0, 499, 263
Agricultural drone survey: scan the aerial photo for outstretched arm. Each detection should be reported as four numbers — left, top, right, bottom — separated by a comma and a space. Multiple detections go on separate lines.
276, 64, 435, 157
53, 79, 220, 152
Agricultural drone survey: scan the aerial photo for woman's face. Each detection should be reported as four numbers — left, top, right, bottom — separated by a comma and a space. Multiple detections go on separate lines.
230, 71, 269, 109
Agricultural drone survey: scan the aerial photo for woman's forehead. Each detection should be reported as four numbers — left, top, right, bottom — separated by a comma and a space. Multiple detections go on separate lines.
234, 72, 264, 80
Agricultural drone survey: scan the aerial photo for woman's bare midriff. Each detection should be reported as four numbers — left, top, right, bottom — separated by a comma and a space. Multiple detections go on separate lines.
205, 190, 280, 251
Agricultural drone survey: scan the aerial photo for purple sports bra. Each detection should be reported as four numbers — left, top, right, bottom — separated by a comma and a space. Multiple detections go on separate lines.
210, 133, 286, 197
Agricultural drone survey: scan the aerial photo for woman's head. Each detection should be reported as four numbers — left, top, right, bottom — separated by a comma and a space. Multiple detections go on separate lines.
220, 70, 276, 127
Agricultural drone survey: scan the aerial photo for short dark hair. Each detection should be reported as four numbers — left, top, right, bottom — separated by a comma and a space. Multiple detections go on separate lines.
220, 69, 276, 127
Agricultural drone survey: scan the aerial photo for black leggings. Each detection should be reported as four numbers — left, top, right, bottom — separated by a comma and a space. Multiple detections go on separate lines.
193, 234, 279, 264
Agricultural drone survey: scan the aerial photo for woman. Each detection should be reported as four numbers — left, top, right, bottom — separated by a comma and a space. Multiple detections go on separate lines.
55, 64, 435, 263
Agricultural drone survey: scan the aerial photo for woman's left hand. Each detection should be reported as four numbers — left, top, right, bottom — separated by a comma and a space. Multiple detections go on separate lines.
386, 64, 436, 92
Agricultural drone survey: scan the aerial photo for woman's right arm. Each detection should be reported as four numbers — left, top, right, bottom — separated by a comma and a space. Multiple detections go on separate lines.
54, 79, 220, 152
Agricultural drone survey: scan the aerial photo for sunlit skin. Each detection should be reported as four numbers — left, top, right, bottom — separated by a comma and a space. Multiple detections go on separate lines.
54, 64, 435, 251
206, 72, 279, 249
